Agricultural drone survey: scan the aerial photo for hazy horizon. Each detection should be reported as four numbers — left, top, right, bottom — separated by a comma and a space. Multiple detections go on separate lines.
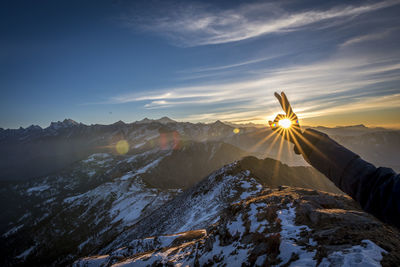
2, 115, 400, 130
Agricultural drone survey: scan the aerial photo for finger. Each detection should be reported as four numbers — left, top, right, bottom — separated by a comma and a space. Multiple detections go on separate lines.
281, 92, 294, 115
287, 112, 298, 121
275, 91, 291, 115
269, 120, 277, 127
274, 92, 284, 111
274, 114, 286, 122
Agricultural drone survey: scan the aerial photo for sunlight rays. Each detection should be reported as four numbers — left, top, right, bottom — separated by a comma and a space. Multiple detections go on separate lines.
285, 129, 294, 164
290, 128, 332, 164
264, 128, 284, 157
272, 128, 286, 179
248, 130, 278, 153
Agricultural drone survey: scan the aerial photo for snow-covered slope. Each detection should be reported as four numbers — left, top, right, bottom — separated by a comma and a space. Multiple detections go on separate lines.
0, 141, 250, 266
99, 164, 263, 254
99, 157, 341, 255
75, 185, 400, 266
0, 148, 179, 266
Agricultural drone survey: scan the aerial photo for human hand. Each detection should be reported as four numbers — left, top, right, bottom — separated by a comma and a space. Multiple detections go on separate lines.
268, 92, 302, 144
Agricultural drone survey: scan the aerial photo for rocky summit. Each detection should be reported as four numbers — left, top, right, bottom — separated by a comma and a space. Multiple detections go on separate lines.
73, 161, 400, 267
75, 186, 400, 266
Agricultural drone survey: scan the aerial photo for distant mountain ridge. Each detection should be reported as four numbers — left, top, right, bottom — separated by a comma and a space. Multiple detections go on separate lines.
1, 118, 393, 132
309, 124, 389, 136
1, 117, 399, 182
0, 117, 178, 131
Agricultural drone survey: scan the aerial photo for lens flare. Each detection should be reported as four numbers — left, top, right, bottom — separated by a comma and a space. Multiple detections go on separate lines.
278, 118, 292, 129
233, 128, 240, 134
116, 140, 129, 154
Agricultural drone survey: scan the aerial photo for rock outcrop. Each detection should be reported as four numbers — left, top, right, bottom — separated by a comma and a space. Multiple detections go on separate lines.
75, 187, 400, 266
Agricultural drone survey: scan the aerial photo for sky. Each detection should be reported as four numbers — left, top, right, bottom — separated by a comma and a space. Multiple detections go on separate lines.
1, 0, 400, 129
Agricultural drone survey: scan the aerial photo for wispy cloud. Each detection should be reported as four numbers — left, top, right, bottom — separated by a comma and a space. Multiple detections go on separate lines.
300, 93, 400, 119
180, 54, 283, 73
107, 51, 400, 123
176, 109, 267, 123
340, 29, 394, 47
122, 0, 400, 46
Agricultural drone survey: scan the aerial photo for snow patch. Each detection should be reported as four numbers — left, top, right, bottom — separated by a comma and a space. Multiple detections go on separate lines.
16, 245, 36, 259
119, 172, 134, 181
18, 212, 31, 222
240, 180, 253, 189
78, 238, 91, 251
134, 142, 145, 148
44, 197, 56, 204
320, 240, 387, 267
248, 202, 268, 233
3, 224, 24, 238
83, 153, 110, 163
276, 204, 386, 266
26, 185, 50, 193
64, 193, 86, 203
198, 235, 249, 266
134, 157, 163, 175
87, 170, 96, 177
226, 214, 245, 236
110, 195, 149, 224
277, 204, 317, 266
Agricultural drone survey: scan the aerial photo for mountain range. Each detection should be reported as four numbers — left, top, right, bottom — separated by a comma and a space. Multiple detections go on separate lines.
1, 118, 399, 182
1, 118, 399, 266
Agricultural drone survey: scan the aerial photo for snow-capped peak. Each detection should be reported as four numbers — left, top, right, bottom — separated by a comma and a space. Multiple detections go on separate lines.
112, 120, 126, 126
47, 118, 78, 130
213, 120, 226, 126
136, 117, 153, 124
136, 117, 176, 124
26, 125, 42, 131
155, 116, 176, 124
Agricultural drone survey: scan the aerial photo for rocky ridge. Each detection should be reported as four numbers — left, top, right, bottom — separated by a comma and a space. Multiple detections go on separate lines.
75, 186, 400, 266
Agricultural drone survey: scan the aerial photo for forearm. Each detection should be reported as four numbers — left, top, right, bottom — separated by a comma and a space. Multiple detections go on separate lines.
295, 129, 400, 227
294, 129, 360, 189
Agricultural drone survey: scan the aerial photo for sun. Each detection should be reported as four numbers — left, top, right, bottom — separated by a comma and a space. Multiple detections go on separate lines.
278, 118, 292, 129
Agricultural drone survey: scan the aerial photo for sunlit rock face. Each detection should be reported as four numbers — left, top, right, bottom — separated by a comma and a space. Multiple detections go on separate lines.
75, 186, 400, 267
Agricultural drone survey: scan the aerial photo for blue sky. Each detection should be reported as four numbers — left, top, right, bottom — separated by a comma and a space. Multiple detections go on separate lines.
1, 0, 400, 128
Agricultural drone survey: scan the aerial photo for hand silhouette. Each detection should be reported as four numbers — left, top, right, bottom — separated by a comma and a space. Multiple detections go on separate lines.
268, 92, 302, 144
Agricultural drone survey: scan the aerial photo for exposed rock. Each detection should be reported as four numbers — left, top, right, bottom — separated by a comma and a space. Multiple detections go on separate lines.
75, 187, 400, 266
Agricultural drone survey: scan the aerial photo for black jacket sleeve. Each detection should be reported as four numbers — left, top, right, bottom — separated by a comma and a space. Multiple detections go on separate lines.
294, 129, 400, 228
